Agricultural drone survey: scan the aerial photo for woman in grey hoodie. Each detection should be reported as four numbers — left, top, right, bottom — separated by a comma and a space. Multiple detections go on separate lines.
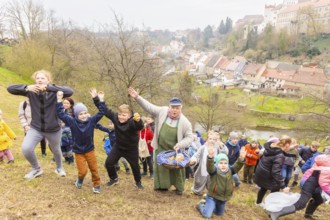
7, 70, 73, 180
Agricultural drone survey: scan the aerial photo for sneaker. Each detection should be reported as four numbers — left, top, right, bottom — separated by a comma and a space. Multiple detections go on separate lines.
190, 191, 201, 196
42, 153, 47, 158
248, 181, 253, 185
93, 186, 101, 194
199, 199, 206, 204
150, 174, 154, 179
7, 160, 14, 164
24, 168, 43, 180
106, 178, 119, 186
291, 181, 298, 187
75, 178, 84, 189
55, 168, 66, 177
141, 172, 147, 176
255, 202, 265, 209
136, 182, 144, 190
125, 169, 130, 174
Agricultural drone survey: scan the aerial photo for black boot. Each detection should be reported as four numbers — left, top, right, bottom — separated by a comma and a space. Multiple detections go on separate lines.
269, 205, 296, 220
304, 198, 323, 219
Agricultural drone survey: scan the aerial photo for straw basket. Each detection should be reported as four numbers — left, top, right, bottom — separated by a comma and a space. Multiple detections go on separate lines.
156, 150, 190, 170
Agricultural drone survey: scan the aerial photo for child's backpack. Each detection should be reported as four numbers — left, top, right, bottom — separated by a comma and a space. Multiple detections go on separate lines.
103, 136, 112, 155
23, 101, 28, 111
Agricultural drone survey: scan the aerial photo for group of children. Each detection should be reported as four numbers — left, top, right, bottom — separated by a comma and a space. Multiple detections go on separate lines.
186, 130, 329, 219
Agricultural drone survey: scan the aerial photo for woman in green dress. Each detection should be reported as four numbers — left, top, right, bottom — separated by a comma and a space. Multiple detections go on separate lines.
128, 87, 193, 195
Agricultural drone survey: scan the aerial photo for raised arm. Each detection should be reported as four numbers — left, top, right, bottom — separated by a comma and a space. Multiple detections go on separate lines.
91, 91, 106, 123
91, 88, 115, 121
128, 87, 163, 116
231, 147, 246, 174
128, 112, 144, 131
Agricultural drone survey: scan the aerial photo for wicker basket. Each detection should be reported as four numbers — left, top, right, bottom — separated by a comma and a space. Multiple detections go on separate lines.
157, 150, 190, 170
162, 162, 189, 170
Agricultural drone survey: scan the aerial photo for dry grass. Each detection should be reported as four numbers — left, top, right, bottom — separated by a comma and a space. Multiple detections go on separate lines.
1, 71, 329, 220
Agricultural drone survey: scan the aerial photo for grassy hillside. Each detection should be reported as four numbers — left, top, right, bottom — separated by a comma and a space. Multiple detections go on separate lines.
0, 69, 329, 219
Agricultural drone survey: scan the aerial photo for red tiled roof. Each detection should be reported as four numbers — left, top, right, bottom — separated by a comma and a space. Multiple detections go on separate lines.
262, 69, 296, 80
282, 83, 300, 90
243, 63, 263, 75
214, 56, 226, 68
262, 66, 329, 86
219, 59, 231, 70
290, 67, 328, 86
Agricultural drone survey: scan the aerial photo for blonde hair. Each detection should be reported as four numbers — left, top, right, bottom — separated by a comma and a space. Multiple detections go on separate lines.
32, 70, 53, 83
277, 135, 292, 148
311, 141, 320, 148
118, 104, 131, 114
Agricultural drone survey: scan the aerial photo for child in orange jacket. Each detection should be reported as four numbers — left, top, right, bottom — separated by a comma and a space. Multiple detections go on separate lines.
243, 140, 260, 184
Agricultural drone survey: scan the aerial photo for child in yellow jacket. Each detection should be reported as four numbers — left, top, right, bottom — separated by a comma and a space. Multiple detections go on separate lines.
0, 109, 16, 163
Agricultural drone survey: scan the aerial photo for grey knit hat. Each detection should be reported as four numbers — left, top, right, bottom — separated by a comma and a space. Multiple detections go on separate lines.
74, 103, 88, 118
229, 131, 238, 139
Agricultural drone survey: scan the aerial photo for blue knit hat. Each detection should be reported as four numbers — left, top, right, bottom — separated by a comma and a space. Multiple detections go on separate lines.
74, 103, 88, 118
215, 153, 228, 165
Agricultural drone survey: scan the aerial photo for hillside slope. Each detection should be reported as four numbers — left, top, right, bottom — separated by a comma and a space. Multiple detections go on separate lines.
0, 69, 329, 220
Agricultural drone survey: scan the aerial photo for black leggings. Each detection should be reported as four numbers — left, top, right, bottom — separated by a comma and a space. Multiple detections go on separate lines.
256, 187, 279, 204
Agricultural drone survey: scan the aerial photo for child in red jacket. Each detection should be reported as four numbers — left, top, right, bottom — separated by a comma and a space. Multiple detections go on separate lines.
243, 140, 260, 184
139, 118, 154, 178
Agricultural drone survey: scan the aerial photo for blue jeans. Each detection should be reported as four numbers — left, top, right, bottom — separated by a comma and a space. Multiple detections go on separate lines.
281, 164, 293, 187
197, 195, 226, 218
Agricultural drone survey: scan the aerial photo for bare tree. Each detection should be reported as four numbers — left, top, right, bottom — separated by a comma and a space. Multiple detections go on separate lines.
0, 4, 6, 38
5, 0, 45, 40
83, 13, 164, 106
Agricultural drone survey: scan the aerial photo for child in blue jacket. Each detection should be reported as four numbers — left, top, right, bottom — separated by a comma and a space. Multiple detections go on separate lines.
56, 89, 105, 194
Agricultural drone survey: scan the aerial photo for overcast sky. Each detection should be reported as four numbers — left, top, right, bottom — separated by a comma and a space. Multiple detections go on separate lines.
39, 0, 283, 30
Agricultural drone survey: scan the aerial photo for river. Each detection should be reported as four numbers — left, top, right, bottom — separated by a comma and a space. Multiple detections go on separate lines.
194, 124, 327, 142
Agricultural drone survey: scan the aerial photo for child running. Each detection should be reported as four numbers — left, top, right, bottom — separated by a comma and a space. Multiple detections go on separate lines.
95, 120, 131, 174
92, 92, 144, 189
56, 89, 105, 194
0, 109, 16, 164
